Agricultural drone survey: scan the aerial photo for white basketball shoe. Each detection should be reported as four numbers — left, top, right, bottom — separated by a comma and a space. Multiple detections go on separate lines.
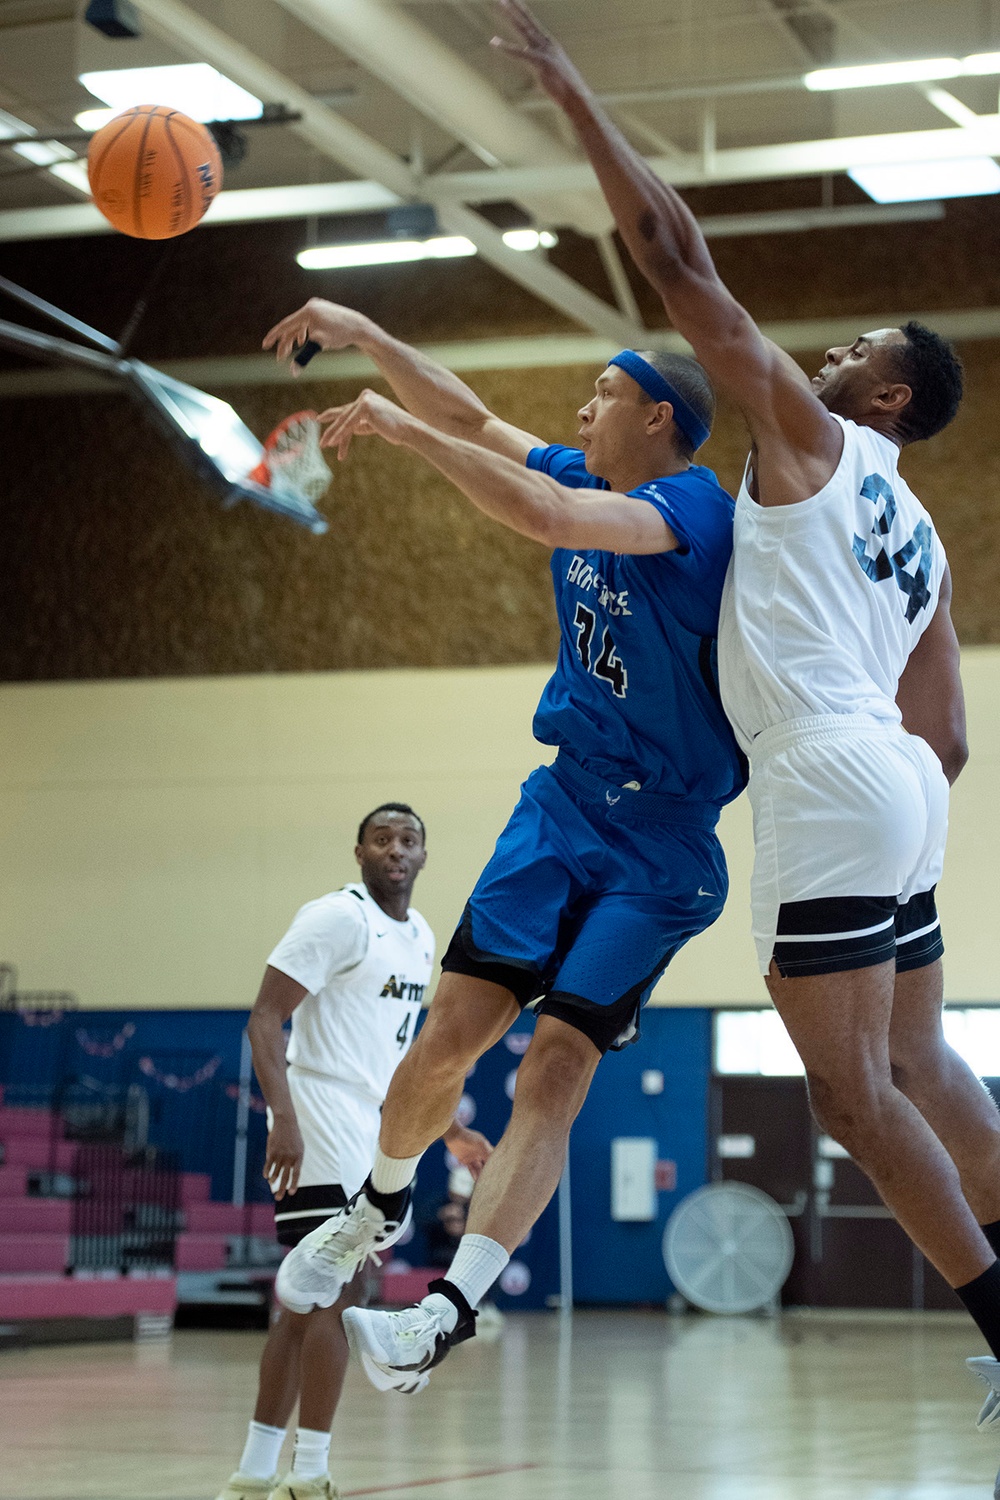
275, 1188, 412, 1315
342, 1279, 477, 1394
966, 1356, 1000, 1500
968, 1356, 1000, 1428
213, 1474, 277, 1500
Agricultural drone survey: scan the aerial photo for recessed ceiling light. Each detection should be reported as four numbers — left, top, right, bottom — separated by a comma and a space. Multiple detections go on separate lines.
849, 156, 1000, 203
78, 63, 263, 122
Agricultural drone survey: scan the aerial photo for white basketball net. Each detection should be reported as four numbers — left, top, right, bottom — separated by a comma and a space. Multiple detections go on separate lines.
265, 412, 332, 503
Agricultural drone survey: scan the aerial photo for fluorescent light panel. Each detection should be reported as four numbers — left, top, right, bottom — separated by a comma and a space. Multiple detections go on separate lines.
805, 50, 1000, 90
298, 237, 477, 269
12, 139, 75, 166
502, 228, 558, 250
74, 108, 117, 132
849, 156, 1000, 202
298, 228, 559, 270
79, 63, 262, 122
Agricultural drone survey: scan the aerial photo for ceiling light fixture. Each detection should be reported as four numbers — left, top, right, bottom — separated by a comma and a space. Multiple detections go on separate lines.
297, 236, 477, 270
74, 108, 118, 132
805, 51, 1000, 91
297, 229, 561, 270
502, 228, 558, 250
78, 63, 263, 122
848, 156, 1000, 202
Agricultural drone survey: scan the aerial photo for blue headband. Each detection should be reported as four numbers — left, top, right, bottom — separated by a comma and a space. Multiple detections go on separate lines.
608, 350, 711, 452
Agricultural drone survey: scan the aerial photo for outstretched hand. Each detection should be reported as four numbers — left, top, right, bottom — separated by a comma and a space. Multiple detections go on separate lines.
445, 1124, 494, 1181
491, 0, 589, 107
262, 297, 371, 375
317, 389, 416, 460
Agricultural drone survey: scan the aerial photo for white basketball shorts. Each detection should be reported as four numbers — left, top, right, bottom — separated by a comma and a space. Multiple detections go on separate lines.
268, 1067, 382, 1245
747, 715, 949, 977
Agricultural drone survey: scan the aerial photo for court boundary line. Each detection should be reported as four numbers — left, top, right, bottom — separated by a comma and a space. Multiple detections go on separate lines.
343, 1462, 542, 1495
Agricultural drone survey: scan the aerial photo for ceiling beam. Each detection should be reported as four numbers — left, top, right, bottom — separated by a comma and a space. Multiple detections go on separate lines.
125, 0, 640, 345
272, 0, 613, 237
428, 115, 1000, 197
0, 190, 944, 247
5, 303, 1000, 399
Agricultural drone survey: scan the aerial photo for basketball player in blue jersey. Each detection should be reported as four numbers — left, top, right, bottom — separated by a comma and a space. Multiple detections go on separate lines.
261, 297, 745, 1389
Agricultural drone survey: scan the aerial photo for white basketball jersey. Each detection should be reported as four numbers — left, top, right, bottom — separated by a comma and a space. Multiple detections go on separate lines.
718, 415, 947, 756
268, 882, 434, 1105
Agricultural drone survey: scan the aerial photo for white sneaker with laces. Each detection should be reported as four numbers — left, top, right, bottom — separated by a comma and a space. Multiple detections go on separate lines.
342, 1280, 477, 1395
270, 1475, 339, 1500
213, 1473, 277, 1500
968, 1355, 1000, 1429
275, 1189, 412, 1315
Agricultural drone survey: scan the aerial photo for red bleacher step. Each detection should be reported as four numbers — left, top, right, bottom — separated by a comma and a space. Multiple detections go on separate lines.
2, 1138, 76, 1170
184, 1201, 274, 1235
0, 1233, 68, 1274
0, 1273, 177, 1322
0, 1106, 60, 1138
0, 1165, 30, 1198
0, 1199, 71, 1233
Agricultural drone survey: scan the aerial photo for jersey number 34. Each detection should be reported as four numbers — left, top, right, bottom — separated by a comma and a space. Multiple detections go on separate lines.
573, 604, 628, 698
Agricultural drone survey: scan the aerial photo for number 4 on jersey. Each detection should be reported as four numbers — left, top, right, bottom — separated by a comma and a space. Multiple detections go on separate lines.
573, 603, 628, 697
396, 1013, 411, 1049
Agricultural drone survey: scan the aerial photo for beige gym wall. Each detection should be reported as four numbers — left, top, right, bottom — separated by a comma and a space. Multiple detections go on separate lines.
2, 652, 997, 1011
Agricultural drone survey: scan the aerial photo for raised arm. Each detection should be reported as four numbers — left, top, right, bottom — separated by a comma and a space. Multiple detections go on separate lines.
493, 1, 842, 502
247, 966, 308, 1199
895, 567, 969, 783
263, 298, 542, 462
320, 389, 677, 554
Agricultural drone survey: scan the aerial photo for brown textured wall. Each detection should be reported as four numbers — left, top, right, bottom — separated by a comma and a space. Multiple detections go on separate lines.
3, 189, 1000, 680
2, 343, 997, 681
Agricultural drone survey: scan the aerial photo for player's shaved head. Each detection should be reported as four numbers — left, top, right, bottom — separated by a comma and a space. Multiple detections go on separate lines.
357, 802, 426, 846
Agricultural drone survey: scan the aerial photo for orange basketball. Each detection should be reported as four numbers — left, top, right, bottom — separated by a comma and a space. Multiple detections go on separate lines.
87, 105, 223, 240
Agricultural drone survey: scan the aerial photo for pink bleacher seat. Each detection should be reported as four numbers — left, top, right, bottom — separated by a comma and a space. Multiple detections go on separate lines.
2, 1137, 75, 1170
377, 1265, 438, 1305
180, 1173, 212, 1203
0, 1106, 58, 1138
0, 1198, 71, 1233
0, 1166, 30, 1197
184, 1201, 274, 1235
0, 1273, 177, 1321
0, 1233, 68, 1274
175, 1233, 231, 1271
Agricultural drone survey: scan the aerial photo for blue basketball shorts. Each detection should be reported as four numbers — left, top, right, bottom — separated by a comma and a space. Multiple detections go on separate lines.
441, 753, 728, 1053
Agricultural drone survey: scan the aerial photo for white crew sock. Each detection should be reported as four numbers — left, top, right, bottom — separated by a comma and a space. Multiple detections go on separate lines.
370, 1146, 422, 1197
291, 1426, 331, 1481
442, 1233, 510, 1310
237, 1419, 285, 1480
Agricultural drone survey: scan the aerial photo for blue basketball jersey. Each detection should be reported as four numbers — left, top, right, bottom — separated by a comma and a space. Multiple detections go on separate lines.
526, 444, 746, 809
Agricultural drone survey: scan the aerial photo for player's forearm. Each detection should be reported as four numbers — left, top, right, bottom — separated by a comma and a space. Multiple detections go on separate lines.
401, 418, 562, 543
559, 87, 720, 307
247, 1010, 297, 1121
357, 324, 494, 440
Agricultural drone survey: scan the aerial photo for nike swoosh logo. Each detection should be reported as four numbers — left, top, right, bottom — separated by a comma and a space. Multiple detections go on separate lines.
376, 931, 387, 938
698, 887, 717, 898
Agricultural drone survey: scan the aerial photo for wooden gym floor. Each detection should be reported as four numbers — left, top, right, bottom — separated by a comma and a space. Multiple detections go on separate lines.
3, 1309, 997, 1499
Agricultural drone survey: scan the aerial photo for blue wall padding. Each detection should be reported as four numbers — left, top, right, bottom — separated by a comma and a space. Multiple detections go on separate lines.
0, 1005, 710, 1307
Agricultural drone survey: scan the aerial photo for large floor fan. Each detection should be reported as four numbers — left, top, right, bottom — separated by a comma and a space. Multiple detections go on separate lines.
663, 1182, 794, 1314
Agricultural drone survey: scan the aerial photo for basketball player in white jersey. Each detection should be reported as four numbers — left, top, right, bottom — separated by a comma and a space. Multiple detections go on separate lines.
495, 0, 1000, 1473
215, 804, 491, 1500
